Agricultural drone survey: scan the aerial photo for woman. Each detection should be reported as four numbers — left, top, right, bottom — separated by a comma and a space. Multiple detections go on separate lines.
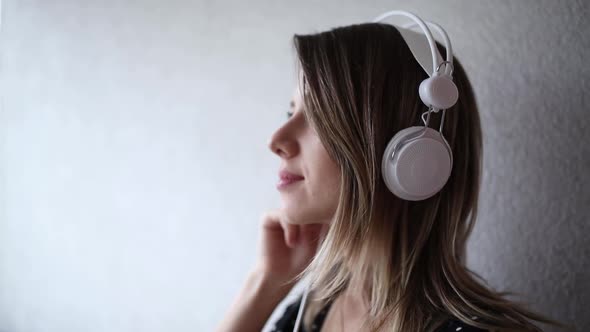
216, 14, 561, 332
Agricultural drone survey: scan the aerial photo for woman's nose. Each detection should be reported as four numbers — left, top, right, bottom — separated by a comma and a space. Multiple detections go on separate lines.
268, 128, 299, 159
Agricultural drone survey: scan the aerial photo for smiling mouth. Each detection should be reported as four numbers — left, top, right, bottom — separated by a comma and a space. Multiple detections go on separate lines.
276, 178, 304, 190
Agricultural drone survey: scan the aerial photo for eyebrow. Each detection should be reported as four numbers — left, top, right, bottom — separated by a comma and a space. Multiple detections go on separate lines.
289, 100, 295, 109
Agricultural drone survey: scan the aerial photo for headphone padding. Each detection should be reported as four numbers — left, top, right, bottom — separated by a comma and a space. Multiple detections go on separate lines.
381, 126, 452, 201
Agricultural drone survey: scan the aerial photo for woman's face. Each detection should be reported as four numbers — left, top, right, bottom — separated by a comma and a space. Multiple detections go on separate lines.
267, 86, 341, 225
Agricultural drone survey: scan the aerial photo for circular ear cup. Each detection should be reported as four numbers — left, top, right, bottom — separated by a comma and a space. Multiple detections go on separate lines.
381, 126, 453, 201
419, 74, 458, 110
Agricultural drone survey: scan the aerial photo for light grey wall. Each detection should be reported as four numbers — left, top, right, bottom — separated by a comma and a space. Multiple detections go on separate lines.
0, 1, 587, 331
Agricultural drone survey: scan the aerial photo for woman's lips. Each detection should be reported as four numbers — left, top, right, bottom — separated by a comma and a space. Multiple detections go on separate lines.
277, 170, 304, 190
276, 177, 304, 189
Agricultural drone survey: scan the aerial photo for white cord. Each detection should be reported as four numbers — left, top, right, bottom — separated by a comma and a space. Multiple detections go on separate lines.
293, 282, 310, 332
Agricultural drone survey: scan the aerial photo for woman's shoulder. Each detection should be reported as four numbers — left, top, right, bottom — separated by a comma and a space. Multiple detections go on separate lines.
269, 295, 489, 332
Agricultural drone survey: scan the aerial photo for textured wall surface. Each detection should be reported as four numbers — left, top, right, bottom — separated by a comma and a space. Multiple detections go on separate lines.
0, 1, 587, 331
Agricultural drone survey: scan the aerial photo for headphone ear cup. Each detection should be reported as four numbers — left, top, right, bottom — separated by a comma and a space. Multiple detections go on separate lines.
382, 126, 452, 201
419, 74, 458, 110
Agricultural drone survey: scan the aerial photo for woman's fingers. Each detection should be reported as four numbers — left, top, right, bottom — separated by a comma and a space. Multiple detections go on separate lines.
299, 223, 325, 243
261, 210, 300, 249
285, 222, 327, 248
261, 209, 328, 250
261, 210, 282, 230
284, 223, 299, 248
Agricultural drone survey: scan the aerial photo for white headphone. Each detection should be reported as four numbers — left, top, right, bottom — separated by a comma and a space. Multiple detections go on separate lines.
375, 10, 458, 201
292, 10, 458, 332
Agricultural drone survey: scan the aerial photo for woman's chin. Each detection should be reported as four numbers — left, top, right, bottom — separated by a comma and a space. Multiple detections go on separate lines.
281, 208, 305, 225
281, 207, 333, 226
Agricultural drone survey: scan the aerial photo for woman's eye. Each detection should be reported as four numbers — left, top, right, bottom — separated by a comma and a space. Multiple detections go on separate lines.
286, 111, 294, 119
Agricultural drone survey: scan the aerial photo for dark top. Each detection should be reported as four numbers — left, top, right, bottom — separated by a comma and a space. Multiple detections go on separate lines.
268, 295, 488, 332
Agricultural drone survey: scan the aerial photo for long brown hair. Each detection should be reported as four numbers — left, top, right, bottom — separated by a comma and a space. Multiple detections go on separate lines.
289, 23, 563, 331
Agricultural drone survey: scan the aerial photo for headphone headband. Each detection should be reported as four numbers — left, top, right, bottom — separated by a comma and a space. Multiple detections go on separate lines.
372, 10, 454, 78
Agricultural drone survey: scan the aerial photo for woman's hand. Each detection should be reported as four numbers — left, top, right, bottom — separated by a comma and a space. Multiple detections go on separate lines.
256, 209, 327, 288
216, 210, 327, 332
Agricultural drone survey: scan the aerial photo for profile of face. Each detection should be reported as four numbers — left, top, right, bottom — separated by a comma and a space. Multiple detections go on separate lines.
267, 85, 341, 225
